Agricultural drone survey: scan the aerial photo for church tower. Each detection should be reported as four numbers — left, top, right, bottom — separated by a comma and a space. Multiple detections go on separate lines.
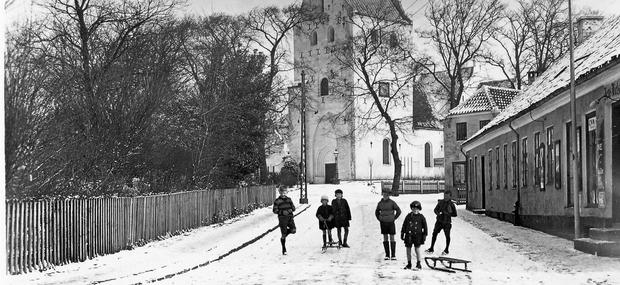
290, 0, 356, 183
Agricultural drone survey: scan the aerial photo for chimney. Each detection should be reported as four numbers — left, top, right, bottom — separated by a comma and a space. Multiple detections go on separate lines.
576, 15, 604, 45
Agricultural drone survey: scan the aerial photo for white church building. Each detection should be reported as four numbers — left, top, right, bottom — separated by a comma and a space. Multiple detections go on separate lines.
287, 0, 444, 183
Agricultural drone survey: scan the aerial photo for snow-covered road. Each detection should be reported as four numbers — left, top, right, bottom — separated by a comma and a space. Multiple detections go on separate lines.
6, 182, 620, 284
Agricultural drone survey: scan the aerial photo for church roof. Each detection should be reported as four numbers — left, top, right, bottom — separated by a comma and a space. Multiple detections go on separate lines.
346, 0, 412, 24
464, 16, 620, 146
448, 86, 519, 116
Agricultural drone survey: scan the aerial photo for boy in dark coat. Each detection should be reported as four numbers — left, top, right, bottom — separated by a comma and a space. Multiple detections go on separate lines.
426, 190, 457, 255
375, 190, 402, 260
401, 201, 427, 270
316, 195, 335, 249
273, 186, 296, 255
331, 189, 352, 247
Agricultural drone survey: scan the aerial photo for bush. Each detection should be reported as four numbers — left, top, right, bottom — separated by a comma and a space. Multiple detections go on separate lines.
279, 158, 299, 187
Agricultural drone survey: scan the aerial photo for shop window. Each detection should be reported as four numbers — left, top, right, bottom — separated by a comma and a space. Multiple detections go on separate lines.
554, 140, 561, 189
489, 149, 493, 191
546, 126, 554, 185
496, 146, 500, 190
508, 143, 513, 188
474, 156, 478, 192
534, 132, 540, 187
585, 112, 597, 205
522, 137, 528, 187
538, 142, 546, 191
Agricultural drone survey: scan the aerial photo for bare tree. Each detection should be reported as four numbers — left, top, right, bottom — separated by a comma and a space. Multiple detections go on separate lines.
244, 3, 324, 183
482, 8, 532, 90
4, 21, 55, 195
418, 0, 504, 108
522, 0, 568, 75
327, 10, 427, 193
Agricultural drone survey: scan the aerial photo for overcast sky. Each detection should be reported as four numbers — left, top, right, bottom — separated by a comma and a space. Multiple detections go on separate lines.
6, 0, 620, 26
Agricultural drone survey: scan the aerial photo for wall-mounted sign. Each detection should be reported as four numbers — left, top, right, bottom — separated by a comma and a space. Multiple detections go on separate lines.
588, 116, 597, 131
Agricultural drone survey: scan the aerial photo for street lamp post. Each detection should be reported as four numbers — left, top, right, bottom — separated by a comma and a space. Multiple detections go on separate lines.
333, 149, 340, 184
568, 0, 581, 239
299, 71, 308, 204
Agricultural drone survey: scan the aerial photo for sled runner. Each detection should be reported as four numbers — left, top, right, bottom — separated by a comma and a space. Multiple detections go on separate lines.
424, 257, 471, 273
321, 241, 341, 253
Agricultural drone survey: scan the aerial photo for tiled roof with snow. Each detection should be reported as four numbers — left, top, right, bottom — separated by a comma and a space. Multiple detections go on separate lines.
464, 16, 620, 146
448, 86, 519, 116
346, 0, 412, 24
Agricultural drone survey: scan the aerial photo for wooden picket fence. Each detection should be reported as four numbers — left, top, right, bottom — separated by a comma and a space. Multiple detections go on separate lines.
5, 185, 275, 275
381, 180, 445, 194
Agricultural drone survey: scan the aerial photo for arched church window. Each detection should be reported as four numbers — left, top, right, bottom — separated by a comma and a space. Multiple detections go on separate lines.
320, 78, 329, 96
383, 139, 390, 165
311, 31, 318, 46
328, 26, 335, 42
425, 142, 433, 167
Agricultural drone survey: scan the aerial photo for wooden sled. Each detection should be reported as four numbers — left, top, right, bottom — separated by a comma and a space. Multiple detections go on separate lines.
321, 241, 341, 252
424, 257, 471, 273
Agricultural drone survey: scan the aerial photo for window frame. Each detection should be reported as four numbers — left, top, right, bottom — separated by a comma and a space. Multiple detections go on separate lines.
382, 138, 390, 165
456, 122, 468, 141
378, 81, 390, 97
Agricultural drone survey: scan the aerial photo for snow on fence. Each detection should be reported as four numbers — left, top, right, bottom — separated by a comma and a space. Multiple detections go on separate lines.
380, 180, 445, 194
5, 185, 275, 275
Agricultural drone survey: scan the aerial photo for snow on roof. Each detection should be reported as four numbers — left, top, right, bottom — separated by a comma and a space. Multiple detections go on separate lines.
346, 0, 412, 24
463, 16, 620, 146
448, 86, 519, 116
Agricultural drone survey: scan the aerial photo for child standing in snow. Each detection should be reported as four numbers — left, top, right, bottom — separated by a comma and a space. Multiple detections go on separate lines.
331, 189, 352, 247
273, 186, 296, 255
401, 201, 427, 270
316, 195, 335, 249
426, 190, 457, 255
375, 190, 402, 260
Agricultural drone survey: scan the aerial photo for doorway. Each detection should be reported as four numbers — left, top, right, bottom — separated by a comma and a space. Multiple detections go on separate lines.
325, 163, 336, 184
612, 102, 620, 223
481, 155, 486, 209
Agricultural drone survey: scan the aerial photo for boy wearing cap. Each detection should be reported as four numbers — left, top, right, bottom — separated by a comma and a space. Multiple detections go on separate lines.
375, 190, 402, 260
273, 186, 296, 255
331, 189, 352, 247
316, 195, 335, 249
401, 201, 427, 270
426, 190, 457, 255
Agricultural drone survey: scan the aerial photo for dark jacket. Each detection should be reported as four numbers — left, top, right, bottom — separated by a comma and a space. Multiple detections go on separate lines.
331, 198, 351, 222
273, 196, 295, 217
375, 198, 401, 223
401, 212, 428, 238
434, 199, 457, 224
316, 204, 334, 221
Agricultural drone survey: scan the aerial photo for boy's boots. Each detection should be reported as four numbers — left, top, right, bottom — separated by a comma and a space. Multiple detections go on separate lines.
382, 241, 390, 260
404, 261, 412, 269
416, 261, 422, 269
281, 238, 287, 255
390, 241, 396, 260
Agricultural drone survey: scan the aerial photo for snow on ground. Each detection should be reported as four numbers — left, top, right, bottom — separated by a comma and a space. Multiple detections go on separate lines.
5, 182, 620, 285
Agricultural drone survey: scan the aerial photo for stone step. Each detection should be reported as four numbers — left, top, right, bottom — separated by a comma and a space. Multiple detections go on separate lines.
471, 209, 486, 215
574, 238, 620, 257
590, 228, 620, 242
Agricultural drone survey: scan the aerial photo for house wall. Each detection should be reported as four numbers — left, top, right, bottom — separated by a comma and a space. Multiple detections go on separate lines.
355, 128, 444, 180
443, 111, 495, 195
463, 65, 620, 232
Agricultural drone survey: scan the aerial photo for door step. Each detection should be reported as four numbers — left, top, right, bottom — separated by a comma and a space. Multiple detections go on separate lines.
471, 209, 486, 215
574, 238, 620, 257
590, 227, 620, 242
